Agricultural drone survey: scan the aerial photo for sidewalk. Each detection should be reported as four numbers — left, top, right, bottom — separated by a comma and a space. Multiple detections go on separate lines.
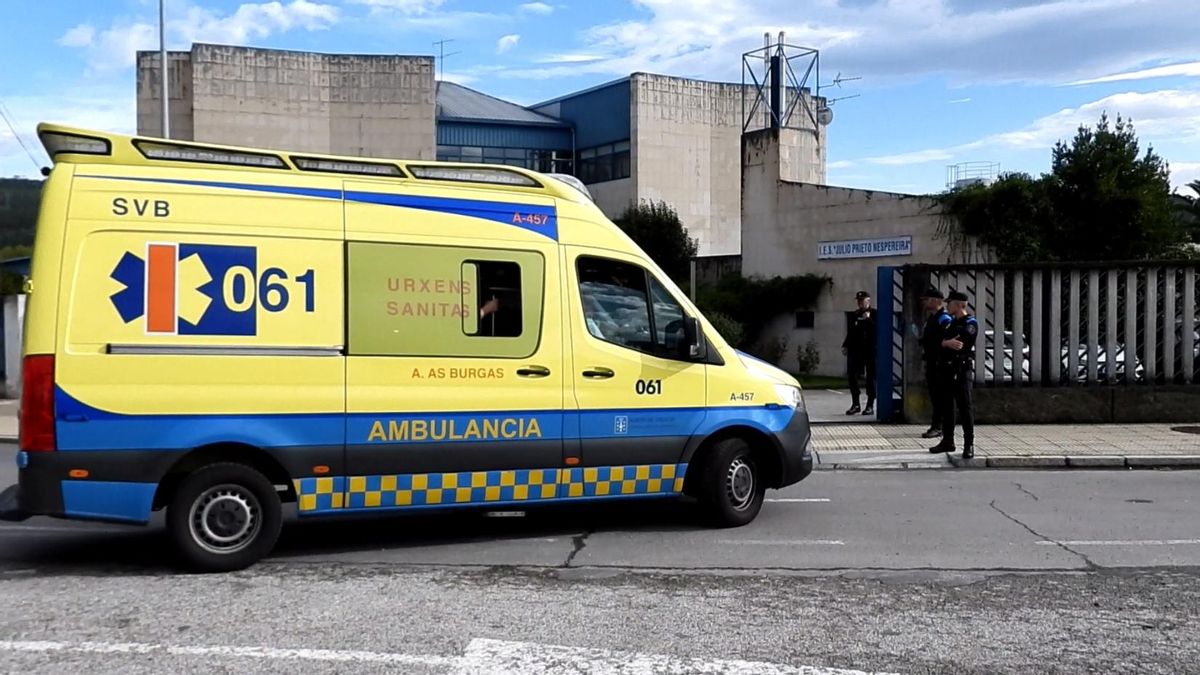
812, 423, 1200, 469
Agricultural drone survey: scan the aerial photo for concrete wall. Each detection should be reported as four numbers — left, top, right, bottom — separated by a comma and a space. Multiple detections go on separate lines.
588, 178, 635, 221
630, 74, 824, 258
138, 44, 435, 160
136, 51, 195, 139
741, 128, 959, 376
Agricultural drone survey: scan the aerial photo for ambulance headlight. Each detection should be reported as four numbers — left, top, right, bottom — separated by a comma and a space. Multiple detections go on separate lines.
774, 384, 804, 410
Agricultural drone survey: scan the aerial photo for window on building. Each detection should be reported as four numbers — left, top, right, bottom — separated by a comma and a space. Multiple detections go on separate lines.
347, 242, 544, 358
577, 140, 631, 185
576, 256, 690, 360
795, 311, 815, 329
436, 145, 574, 174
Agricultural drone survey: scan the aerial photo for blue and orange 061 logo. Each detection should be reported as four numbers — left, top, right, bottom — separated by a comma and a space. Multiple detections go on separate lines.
109, 243, 316, 336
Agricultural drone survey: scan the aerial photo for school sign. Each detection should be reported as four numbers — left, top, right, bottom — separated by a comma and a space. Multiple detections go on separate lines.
817, 236, 913, 260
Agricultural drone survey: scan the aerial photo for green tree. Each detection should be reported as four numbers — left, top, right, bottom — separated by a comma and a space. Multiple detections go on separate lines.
612, 200, 698, 284
1046, 114, 1179, 260
937, 114, 1184, 262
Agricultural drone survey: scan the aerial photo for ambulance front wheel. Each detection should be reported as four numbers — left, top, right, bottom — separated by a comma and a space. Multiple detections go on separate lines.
698, 437, 766, 527
167, 462, 283, 572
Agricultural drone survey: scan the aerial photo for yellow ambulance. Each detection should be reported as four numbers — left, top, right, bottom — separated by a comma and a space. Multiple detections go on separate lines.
0, 124, 813, 571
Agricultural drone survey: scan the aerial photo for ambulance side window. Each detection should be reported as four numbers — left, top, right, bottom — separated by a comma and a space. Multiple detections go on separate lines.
576, 256, 689, 360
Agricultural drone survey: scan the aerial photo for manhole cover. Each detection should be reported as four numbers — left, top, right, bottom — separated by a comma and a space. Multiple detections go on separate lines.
1170, 426, 1200, 435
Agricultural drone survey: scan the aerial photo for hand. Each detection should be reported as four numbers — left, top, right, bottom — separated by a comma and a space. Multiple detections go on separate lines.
943, 338, 964, 351
842, 347, 848, 356
480, 296, 499, 318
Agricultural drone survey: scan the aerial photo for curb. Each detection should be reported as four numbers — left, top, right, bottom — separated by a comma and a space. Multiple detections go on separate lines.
948, 454, 1200, 469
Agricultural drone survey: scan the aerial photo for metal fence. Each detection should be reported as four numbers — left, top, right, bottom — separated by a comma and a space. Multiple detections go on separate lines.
924, 264, 1199, 387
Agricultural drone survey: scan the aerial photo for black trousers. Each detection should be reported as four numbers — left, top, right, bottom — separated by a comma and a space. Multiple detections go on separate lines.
924, 361, 944, 430
847, 352, 876, 405
939, 361, 974, 445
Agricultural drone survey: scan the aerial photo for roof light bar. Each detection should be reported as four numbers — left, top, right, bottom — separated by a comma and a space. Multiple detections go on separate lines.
293, 156, 404, 177
547, 173, 592, 201
39, 131, 111, 157
408, 165, 540, 188
134, 139, 287, 169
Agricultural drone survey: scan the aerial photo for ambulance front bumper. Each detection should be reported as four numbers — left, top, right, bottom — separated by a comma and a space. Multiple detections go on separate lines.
772, 408, 814, 487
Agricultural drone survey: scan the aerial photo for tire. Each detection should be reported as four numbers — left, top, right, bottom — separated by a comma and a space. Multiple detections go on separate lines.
698, 437, 766, 527
167, 462, 282, 572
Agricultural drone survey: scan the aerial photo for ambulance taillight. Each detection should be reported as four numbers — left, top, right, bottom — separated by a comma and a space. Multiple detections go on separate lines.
19, 355, 55, 452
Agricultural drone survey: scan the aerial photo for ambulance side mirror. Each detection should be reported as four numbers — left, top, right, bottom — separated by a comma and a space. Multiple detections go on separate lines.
684, 317, 705, 361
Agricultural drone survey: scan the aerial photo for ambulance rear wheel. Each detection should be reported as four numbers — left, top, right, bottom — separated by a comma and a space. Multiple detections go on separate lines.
699, 437, 765, 527
167, 462, 282, 572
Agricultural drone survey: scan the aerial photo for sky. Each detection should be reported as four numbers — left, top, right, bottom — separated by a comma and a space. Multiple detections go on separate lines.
0, 0, 1198, 196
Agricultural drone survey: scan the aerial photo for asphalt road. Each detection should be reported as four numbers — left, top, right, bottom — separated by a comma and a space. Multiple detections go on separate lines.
1, 444, 1198, 674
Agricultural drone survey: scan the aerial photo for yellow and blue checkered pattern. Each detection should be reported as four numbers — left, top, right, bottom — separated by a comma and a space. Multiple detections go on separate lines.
294, 463, 687, 513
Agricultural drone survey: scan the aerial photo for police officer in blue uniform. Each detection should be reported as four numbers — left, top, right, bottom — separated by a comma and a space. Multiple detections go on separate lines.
929, 290, 978, 459
920, 288, 952, 439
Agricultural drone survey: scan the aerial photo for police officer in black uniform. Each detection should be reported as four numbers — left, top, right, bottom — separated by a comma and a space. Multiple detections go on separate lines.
842, 290, 876, 416
929, 290, 978, 459
919, 288, 951, 439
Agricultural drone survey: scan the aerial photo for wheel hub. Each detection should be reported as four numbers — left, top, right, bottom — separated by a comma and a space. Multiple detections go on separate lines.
726, 458, 755, 510
190, 486, 261, 555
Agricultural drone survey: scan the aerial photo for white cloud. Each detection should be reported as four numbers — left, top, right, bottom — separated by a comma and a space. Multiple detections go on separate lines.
62, 0, 340, 72
827, 159, 856, 169
534, 53, 606, 64
485, 0, 1196, 87
58, 24, 96, 48
858, 89, 1200, 168
1171, 162, 1200, 192
948, 98, 971, 104
1068, 61, 1200, 86
519, 2, 554, 14
497, 34, 521, 54
348, 0, 444, 14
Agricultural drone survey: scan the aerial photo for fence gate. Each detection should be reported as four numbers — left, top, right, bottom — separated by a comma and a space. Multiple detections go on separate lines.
876, 263, 1200, 424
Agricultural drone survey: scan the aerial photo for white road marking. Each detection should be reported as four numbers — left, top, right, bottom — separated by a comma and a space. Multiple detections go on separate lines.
0, 638, 896, 675
824, 389, 844, 395
456, 637, 894, 674
719, 539, 846, 546
1035, 539, 1200, 546
766, 498, 831, 503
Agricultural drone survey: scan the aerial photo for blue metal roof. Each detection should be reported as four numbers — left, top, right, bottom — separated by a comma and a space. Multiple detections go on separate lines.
437, 122, 571, 151
436, 82, 568, 127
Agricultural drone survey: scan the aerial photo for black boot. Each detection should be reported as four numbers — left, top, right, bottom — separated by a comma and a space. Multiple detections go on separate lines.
845, 404, 861, 415
962, 444, 974, 460
921, 427, 942, 439
929, 442, 955, 454
862, 401, 875, 415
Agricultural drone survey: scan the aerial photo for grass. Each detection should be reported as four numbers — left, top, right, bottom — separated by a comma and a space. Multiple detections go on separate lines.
793, 375, 849, 390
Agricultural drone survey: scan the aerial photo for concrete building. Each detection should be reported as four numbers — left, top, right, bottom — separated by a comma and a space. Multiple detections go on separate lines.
137, 44, 825, 257
138, 44, 436, 161
740, 128, 986, 377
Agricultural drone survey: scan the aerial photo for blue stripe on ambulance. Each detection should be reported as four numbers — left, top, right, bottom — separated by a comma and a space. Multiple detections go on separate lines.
77, 175, 559, 240
54, 387, 794, 451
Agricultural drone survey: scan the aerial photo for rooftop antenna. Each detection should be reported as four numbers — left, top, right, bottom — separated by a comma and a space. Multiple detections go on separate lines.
432, 39, 461, 82
159, 0, 169, 138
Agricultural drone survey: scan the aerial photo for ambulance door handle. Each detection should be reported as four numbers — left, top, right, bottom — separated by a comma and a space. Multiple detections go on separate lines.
581, 367, 614, 379
516, 365, 552, 378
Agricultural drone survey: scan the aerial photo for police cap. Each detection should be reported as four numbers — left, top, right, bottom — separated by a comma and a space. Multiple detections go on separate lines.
855, 290, 871, 299
921, 287, 944, 299
947, 290, 969, 302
